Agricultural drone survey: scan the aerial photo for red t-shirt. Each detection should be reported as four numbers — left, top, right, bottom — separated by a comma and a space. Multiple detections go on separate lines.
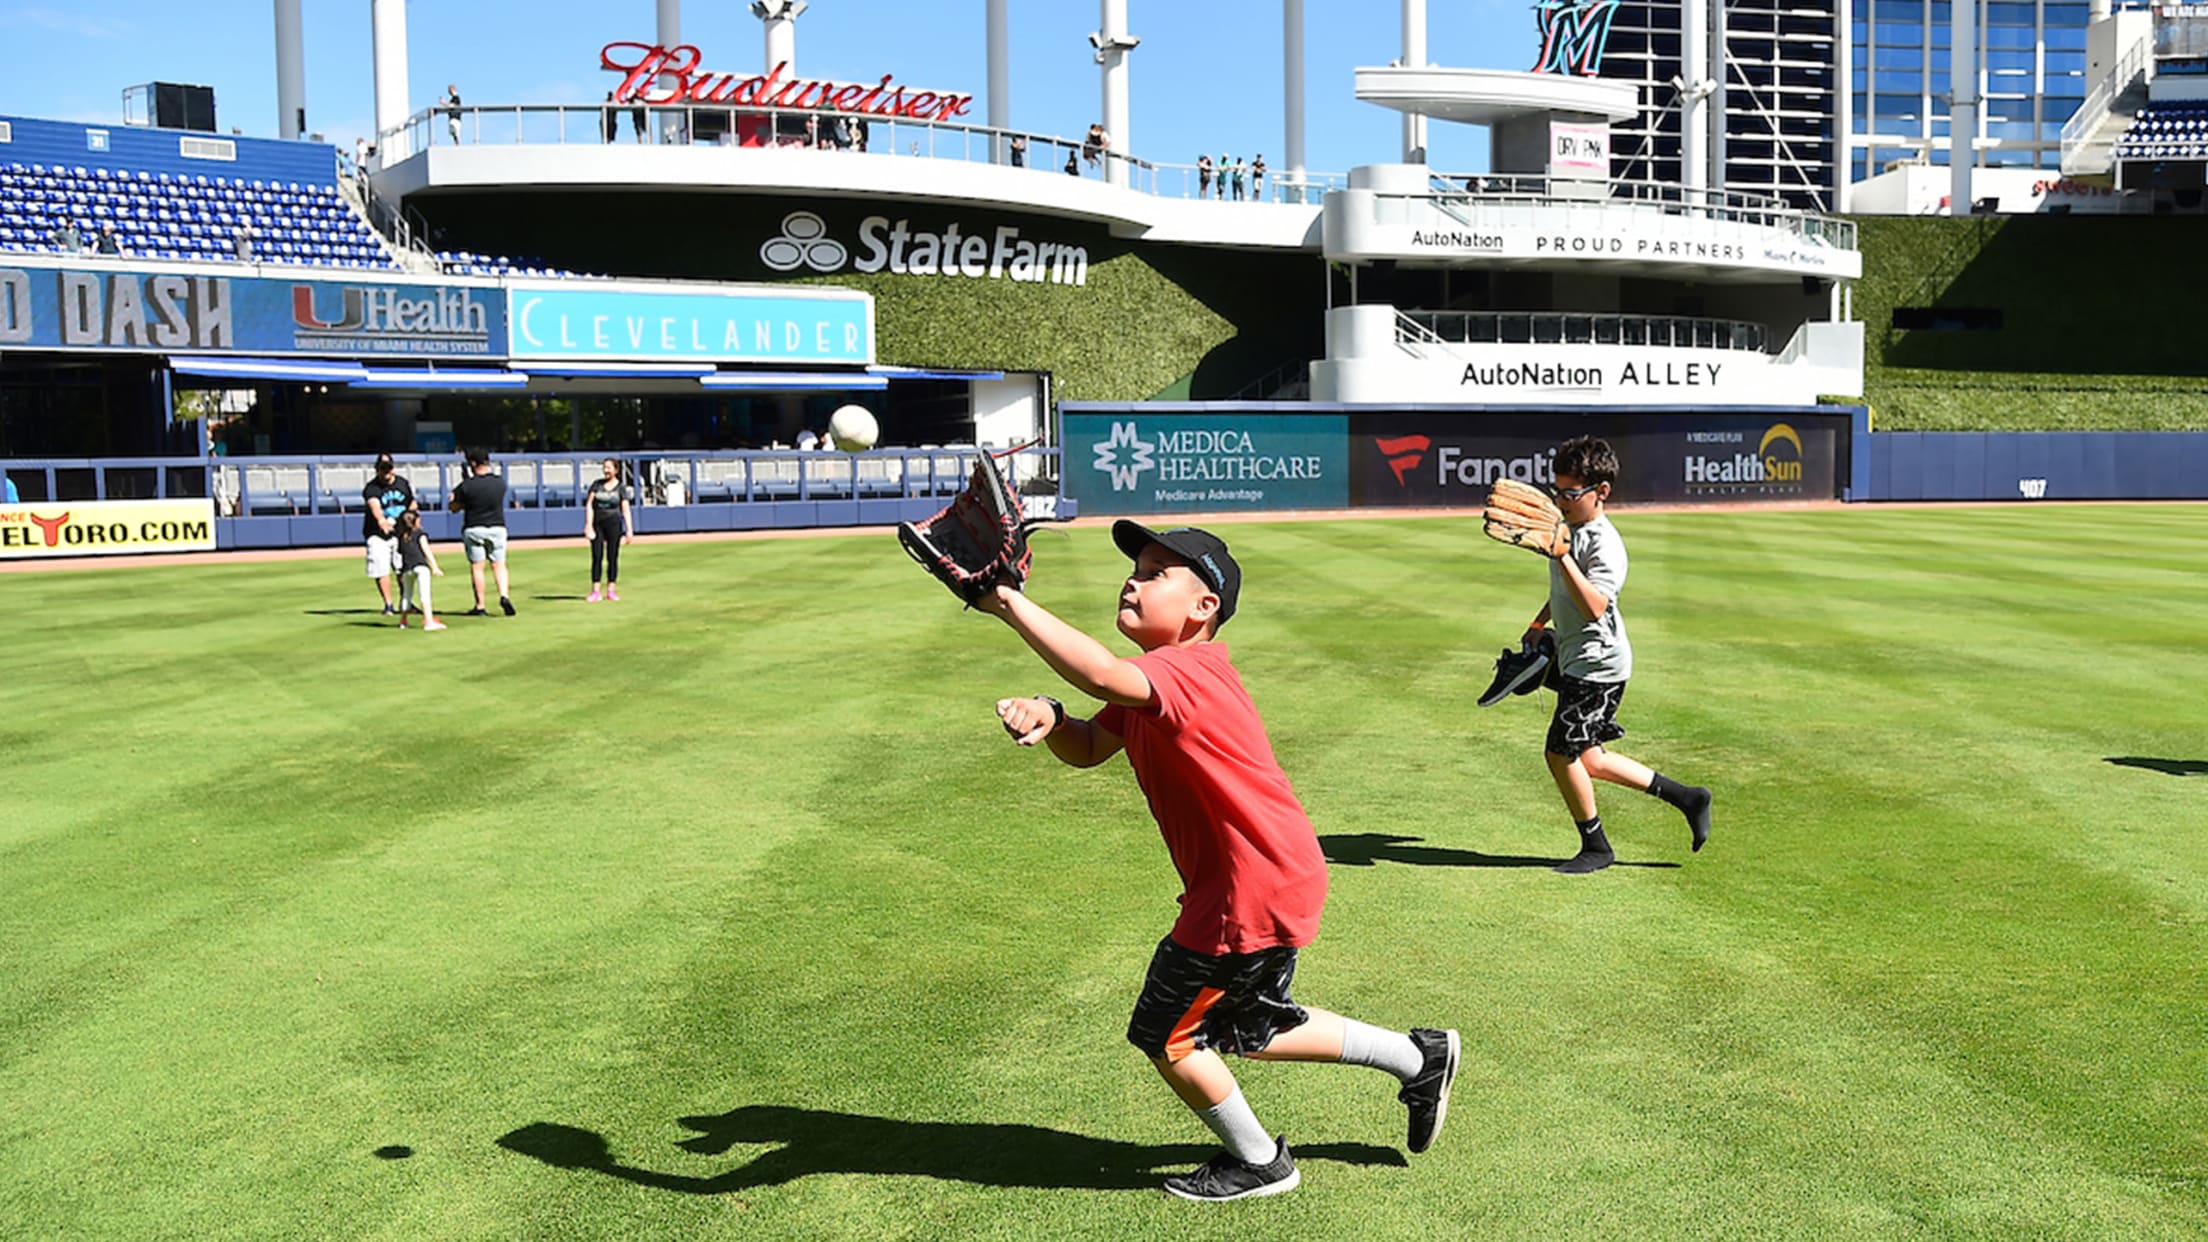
1094, 642, 1329, 954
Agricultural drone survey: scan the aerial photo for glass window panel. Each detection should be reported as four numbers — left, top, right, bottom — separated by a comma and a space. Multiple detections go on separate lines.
1986, 3, 2037, 24
1876, 93, 1925, 118
1986, 121, 2040, 140
1874, 0, 1925, 20
2046, 52, 2087, 72
2044, 28, 2086, 50
1881, 46, 1926, 69
1985, 27, 2037, 50
1877, 70, 1927, 92
2043, 4, 2089, 24
1987, 96, 2036, 119
1876, 22, 1924, 43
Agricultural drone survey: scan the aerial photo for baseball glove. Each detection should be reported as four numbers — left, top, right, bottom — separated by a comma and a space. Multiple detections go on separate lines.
897, 449, 1038, 605
1482, 478, 1571, 559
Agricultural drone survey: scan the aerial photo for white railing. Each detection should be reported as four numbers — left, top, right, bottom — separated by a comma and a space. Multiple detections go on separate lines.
2061, 34, 2153, 169
383, 103, 1343, 205
1404, 310, 1772, 354
1391, 173, 1858, 252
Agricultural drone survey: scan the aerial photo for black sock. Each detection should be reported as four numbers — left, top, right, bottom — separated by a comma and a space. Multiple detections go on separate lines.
1648, 772, 1713, 850
1574, 816, 1612, 855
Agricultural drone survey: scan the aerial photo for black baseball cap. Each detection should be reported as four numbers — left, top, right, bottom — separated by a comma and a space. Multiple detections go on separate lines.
373, 452, 395, 471
1111, 520, 1241, 629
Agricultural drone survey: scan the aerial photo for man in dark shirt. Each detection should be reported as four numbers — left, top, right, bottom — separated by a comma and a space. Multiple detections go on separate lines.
447, 447, 515, 616
361, 452, 415, 614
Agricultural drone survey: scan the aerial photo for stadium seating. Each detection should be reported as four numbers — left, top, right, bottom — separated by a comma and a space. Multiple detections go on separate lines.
0, 160, 401, 269
2113, 104, 2208, 161
433, 248, 590, 279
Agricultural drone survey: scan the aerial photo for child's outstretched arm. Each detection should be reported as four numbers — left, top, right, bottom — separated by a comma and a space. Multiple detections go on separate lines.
974, 584, 1153, 708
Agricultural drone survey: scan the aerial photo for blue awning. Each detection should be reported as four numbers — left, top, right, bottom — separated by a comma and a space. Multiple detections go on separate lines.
170, 356, 369, 383
351, 368, 531, 390
698, 371, 889, 391
514, 363, 719, 379
869, 366, 1009, 382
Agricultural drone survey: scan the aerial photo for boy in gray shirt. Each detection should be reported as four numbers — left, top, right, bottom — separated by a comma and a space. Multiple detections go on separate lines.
1518, 436, 1712, 873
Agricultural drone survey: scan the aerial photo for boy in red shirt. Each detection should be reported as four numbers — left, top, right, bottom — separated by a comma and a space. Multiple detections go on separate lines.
977, 521, 1458, 1201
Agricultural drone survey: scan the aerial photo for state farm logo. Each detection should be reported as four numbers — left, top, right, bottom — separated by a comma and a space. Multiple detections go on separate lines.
760, 211, 849, 273
1091, 421, 1157, 492
1376, 435, 1429, 485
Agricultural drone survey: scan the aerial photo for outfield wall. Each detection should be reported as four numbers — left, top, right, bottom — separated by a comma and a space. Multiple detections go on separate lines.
1863, 431, 2208, 502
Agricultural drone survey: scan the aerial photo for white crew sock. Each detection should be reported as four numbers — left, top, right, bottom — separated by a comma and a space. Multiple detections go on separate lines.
1338, 1018, 1423, 1082
1193, 1089, 1278, 1165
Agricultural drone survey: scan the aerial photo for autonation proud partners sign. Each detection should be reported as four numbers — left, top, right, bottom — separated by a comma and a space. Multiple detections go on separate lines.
1061, 413, 1347, 515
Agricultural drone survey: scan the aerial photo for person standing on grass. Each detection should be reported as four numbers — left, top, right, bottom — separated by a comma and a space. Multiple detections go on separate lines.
979, 521, 1459, 1200
1513, 435, 1713, 873
391, 511, 447, 631
447, 447, 515, 617
362, 452, 414, 615
584, 458, 633, 602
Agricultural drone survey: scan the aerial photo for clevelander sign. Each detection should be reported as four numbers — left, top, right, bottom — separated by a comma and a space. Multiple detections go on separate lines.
1061, 411, 1347, 515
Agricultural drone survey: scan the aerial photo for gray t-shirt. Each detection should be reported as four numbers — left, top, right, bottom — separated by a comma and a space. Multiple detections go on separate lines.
1548, 513, 1631, 682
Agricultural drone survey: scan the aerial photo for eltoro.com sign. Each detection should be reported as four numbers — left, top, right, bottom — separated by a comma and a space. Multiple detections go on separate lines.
0, 499, 216, 558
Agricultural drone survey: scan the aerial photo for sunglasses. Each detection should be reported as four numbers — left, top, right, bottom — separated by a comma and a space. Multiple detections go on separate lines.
1551, 482, 1602, 500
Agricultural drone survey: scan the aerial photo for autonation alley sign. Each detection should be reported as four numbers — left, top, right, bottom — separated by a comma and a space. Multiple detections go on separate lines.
1342, 343, 1833, 407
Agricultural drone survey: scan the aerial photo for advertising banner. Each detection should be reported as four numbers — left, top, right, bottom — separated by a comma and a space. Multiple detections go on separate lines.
0, 264, 503, 357
1062, 412, 1348, 515
1549, 121, 1611, 179
1346, 410, 1847, 506
506, 282, 874, 363
0, 498, 217, 558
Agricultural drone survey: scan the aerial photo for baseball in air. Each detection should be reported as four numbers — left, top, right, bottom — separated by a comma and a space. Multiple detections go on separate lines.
829, 405, 880, 451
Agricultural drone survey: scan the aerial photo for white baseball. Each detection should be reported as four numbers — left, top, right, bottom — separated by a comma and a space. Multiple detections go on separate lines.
829, 404, 879, 452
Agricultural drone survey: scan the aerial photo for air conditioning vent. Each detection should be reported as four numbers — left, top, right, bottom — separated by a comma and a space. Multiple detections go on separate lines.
180, 136, 237, 162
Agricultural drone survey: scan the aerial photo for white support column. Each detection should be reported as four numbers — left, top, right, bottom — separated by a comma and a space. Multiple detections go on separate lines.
1837, 0, 1854, 210
988, 0, 1010, 163
754, 0, 804, 74
274, 0, 306, 140
1096, 0, 1135, 187
1284, 0, 1306, 201
1950, 0, 1977, 214
1681, 0, 1707, 192
1401, 0, 1427, 163
658, 0, 685, 143
370, 0, 410, 161
1707, 0, 1727, 191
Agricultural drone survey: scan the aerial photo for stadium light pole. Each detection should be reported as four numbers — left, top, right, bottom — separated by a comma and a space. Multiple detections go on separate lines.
1949, 0, 1978, 214
1401, 0, 1427, 163
1285, 0, 1306, 202
988, 0, 1010, 165
1091, 0, 1139, 188
273, 0, 306, 141
753, 0, 807, 75
1681, 0, 1706, 192
369, 0, 410, 161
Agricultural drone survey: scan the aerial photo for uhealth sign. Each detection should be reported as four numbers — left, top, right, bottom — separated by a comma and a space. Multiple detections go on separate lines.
601, 43, 974, 121
0, 265, 503, 356
506, 282, 874, 363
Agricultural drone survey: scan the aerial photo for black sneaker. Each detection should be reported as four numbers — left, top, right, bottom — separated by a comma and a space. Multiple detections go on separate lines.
500, 597, 517, 616
1162, 1137, 1300, 1202
1400, 1028, 1459, 1154
1477, 644, 1551, 708
380, 603, 396, 616
464, 607, 489, 618
1554, 849, 1616, 875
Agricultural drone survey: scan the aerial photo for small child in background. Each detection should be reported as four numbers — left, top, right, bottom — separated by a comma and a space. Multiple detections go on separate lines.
393, 511, 448, 632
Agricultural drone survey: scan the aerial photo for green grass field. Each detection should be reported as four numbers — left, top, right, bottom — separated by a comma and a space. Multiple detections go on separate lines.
4, 508, 2205, 1240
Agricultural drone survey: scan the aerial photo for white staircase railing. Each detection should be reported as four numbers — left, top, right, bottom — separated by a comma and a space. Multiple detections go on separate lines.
2062, 35, 2152, 172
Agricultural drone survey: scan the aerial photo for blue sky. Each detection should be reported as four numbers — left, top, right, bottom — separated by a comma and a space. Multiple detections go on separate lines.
0, 1, 1541, 174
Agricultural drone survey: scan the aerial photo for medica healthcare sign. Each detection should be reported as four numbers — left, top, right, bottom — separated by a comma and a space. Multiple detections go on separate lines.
0, 499, 217, 559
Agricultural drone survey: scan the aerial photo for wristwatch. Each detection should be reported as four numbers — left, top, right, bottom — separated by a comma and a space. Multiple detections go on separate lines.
1036, 695, 1066, 730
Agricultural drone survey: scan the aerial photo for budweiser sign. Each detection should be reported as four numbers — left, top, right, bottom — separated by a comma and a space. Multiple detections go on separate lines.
600, 43, 975, 122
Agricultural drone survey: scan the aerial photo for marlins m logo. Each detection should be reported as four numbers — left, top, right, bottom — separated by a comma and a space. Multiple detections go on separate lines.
1531, 0, 1620, 77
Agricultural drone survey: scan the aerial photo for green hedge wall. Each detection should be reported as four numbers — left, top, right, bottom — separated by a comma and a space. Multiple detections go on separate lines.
1851, 216, 2208, 430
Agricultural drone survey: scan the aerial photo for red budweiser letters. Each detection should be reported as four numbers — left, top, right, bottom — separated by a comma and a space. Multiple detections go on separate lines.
601, 43, 974, 122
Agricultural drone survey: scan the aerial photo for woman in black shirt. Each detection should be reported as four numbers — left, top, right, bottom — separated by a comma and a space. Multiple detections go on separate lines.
583, 458, 634, 602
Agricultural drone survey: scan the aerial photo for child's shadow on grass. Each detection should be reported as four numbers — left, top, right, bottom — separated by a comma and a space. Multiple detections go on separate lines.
532, 594, 590, 602
2105, 757, 2208, 777
497, 1108, 1404, 1193
1322, 833, 1680, 870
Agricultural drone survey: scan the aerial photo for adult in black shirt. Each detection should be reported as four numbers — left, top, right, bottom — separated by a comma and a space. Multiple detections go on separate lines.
582, 457, 634, 602
447, 446, 515, 616
361, 452, 416, 614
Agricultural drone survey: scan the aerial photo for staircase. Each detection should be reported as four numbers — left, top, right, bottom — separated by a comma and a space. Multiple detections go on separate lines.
336, 173, 441, 275
2061, 38, 2153, 180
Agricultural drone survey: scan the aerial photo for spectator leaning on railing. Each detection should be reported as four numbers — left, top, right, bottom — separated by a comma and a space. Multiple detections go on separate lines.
1197, 153, 1213, 198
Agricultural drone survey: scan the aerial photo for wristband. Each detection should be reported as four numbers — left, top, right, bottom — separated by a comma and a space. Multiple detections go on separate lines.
1036, 696, 1066, 730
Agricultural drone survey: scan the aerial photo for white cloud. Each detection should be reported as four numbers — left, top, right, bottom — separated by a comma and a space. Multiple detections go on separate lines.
3, 7, 135, 40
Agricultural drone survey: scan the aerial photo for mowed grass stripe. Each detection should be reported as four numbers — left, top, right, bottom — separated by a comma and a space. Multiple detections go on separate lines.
1, 509, 2203, 1239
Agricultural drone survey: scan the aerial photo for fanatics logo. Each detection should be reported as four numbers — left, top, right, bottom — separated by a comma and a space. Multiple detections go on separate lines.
1375, 435, 1431, 486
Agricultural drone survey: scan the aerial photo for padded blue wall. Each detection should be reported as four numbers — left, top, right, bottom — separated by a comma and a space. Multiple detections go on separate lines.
1868, 432, 2208, 501
1, 114, 337, 187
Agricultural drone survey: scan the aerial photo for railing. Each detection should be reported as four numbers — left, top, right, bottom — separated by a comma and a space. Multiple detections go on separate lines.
1, 449, 1061, 514
1402, 311, 1771, 354
383, 102, 1343, 205
2062, 34, 2154, 169
1379, 172, 1859, 252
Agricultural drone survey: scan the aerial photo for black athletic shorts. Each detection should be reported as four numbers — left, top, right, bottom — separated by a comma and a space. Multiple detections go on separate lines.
1126, 935, 1310, 1062
1547, 674, 1628, 758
